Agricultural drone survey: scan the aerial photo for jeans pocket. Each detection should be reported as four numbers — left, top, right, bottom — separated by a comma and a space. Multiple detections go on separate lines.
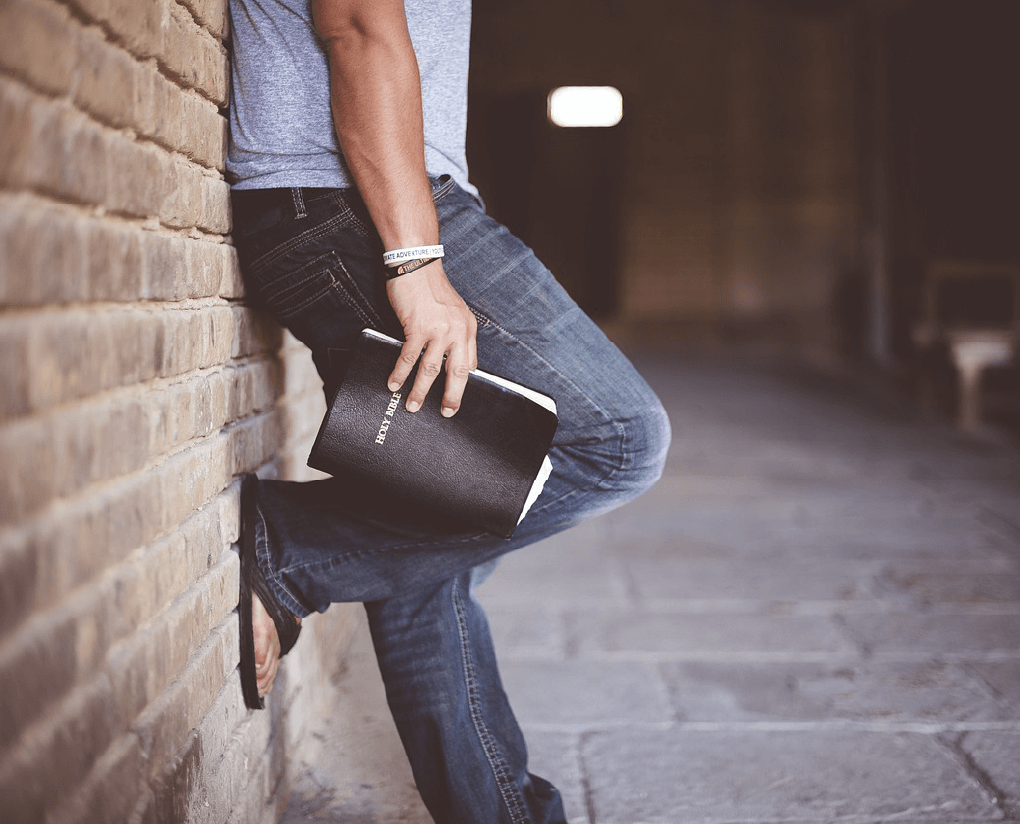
252, 249, 384, 331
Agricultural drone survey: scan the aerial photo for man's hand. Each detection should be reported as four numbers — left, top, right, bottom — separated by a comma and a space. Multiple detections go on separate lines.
311, 0, 477, 415
386, 262, 477, 417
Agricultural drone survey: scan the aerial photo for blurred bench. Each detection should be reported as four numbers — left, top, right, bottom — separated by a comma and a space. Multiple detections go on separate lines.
911, 259, 1020, 429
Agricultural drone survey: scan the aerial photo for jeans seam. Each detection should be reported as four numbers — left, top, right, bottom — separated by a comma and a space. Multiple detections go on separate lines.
248, 211, 352, 275
452, 579, 530, 824
254, 499, 309, 618
330, 253, 385, 329
272, 526, 490, 580
479, 314, 630, 494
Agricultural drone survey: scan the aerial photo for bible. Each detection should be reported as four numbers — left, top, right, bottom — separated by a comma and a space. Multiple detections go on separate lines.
308, 329, 559, 539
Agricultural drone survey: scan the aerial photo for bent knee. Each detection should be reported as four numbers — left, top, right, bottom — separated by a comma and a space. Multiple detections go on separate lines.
584, 396, 669, 507
618, 397, 671, 495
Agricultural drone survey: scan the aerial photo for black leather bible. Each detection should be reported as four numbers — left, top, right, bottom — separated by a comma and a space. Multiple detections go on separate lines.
308, 329, 559, 539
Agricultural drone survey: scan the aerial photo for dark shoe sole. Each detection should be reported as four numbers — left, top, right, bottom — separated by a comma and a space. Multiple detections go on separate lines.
239, 473, 301, 710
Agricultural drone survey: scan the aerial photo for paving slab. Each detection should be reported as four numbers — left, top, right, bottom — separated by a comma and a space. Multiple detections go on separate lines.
660, 661, 1014, 724
622, 556, 881, 603
582, 729, 998, 824
967, 660, 1020, 711
499, 660, 674, 726
841, 614, 1020, 657
569, 610, 854, 659
519, 730, 591, 824
282, 350, 1020, 822
960, 731, 1020, 818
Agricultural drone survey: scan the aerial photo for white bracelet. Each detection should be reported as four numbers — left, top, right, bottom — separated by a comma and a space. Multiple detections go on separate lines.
382, 245, 445, 267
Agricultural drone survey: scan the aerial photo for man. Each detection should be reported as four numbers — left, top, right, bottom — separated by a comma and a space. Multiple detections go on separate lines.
227, 0, 670, 821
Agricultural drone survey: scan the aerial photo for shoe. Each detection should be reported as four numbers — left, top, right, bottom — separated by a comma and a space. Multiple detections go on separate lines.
239, 473, 301, 710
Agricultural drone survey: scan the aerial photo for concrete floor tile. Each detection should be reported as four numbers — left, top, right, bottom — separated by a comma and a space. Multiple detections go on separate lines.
960, 731, 1020, 818
623, 556, 878, 603
876, 566, 1020, 606
501, 660, 673, 726
520, 730, 590, 824
661, 661, 1013, 723
967, 661, 1020, 711
842, 614, 1020, 656
476, 525, 630, 608
571, 611, 851, 658
482, 606, 567, 659
582, 730, 997, 823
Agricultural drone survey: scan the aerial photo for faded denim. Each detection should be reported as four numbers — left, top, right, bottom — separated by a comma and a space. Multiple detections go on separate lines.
231, 177, 670, 824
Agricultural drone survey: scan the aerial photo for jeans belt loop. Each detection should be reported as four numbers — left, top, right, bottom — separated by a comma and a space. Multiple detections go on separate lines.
291, 187, 307, 220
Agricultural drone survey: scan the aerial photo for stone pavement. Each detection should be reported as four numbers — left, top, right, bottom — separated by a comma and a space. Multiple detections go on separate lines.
282, 349, 1020, 824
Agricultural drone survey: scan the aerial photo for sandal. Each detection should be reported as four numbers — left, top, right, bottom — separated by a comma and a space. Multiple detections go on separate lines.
239, 473, 301, 710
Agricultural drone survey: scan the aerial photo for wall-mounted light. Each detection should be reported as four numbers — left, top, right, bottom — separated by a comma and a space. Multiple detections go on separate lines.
547, 86, 623, 128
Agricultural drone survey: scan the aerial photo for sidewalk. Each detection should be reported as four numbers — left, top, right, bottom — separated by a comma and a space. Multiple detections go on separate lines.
282, 349, 1020, 824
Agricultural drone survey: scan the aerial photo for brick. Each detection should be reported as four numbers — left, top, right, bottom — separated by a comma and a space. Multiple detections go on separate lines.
161, 1, 228, 105
141, 231, 189, 298
26, 309, 125, 409
185, 238, 229, 298
0, 675, 120, 821
29, 470, 162, 606
47, 734, 145, 824
156, 306, 234, 376
27, 103, 110, 206
226, 359, 281, 421
149, 70, 189, 154
179, 89, 228, 170
105, 137, 165, 219
141, 502, 233, 618
67, 0, 167, 62
74, 24, 139, 130
134, 613, 237, 782
0, 197, 149, 306
0, 76, 36, 190
22, 307, 241, 412
177, 0, 229, 41
0, 0, 77, 97
0, 609, 78, 750
150, 731, 203, 824
228, 412, 280, 476
191, 703, 282, 824
157, 435, 230, 528
219, 244, 244, 299
232, 306, 283, 359
86, 218, 145, 300
0, 317, 31, 421
200, 173, 231, 234
159, 155, 205, 228
0, 416, 59, 525
3, 83, 226, 229
0, 534, 37, 642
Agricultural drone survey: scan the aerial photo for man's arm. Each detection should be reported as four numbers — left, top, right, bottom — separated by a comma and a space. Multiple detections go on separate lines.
311, 0, 477, 416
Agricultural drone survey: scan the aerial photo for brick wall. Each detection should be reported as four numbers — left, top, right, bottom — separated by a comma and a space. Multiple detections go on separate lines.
0, 1, 355, 821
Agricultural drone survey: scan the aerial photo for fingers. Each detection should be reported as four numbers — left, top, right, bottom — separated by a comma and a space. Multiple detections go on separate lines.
440, 337, 476, 417
387, 338, 425, 397
392, 330, 477, 416
404, 338, 445, 413
385, 266, 477, 415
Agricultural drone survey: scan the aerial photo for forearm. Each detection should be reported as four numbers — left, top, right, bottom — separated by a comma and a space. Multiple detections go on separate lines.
312, 0, 438, 250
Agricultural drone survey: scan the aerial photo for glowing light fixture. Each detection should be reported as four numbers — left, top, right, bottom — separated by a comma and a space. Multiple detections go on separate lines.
547, 86, 623, 128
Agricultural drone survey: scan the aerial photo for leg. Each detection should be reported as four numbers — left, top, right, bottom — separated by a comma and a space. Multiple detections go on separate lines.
243, 182, 670, 615
366, 573, 566, 824
231, 180, 669, 820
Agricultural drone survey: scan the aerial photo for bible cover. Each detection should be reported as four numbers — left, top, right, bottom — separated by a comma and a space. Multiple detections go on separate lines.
308, 329, 559, 539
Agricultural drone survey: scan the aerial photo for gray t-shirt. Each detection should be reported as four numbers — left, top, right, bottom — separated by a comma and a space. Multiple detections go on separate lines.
227, 0, 475, 195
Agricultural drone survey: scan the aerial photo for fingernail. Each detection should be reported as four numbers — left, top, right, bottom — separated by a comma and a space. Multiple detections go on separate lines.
407, 400, 420, 413
441, 407, 455, 418
388, 381, 400, 391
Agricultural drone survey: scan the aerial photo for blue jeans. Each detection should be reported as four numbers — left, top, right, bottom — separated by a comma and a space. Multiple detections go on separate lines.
231, 177, 670, 824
